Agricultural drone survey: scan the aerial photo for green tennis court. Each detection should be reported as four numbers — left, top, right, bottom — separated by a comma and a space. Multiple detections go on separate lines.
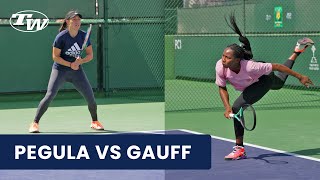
0, 92, 164, 134
165, 79, 320, 159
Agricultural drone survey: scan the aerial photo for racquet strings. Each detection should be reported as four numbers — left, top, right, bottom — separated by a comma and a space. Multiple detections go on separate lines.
242, 106, 255, 130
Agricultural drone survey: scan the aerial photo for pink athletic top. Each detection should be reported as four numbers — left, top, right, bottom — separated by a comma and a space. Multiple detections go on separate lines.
215, 59, 273, 91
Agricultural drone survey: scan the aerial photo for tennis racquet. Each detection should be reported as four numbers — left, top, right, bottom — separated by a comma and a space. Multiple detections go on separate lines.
79, 24, 92, 57
229, 104, 256, 131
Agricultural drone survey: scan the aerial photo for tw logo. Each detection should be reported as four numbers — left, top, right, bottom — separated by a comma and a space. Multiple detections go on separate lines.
10, 10, 49, 32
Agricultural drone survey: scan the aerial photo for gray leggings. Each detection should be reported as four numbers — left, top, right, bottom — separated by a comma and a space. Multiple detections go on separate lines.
233, 59, 294, 137
34, 68, 97, 122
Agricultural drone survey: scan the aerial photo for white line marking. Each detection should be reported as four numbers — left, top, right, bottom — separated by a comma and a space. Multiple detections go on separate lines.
85, 129, 320, 162
178, 129, 320, 163
92, 129, 166, 135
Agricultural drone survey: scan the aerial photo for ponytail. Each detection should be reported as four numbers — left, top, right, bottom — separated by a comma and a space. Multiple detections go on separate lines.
59, 21, 67, 32
225, 12, 253, 60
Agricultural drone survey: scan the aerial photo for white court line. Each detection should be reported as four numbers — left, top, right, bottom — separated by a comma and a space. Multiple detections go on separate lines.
178, 129, 320, 163
89, 129, 320, 162
91, 129, 166, 135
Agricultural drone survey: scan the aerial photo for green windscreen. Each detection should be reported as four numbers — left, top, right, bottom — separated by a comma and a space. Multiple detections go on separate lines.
0, 24, 98, 93
105, 0, 165, 101
0, 0, 98, 18
0, 0, 164, 103
165, 0, 320, 112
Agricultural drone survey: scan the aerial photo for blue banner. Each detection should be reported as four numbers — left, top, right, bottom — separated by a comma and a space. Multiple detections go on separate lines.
0, 134, 211, 169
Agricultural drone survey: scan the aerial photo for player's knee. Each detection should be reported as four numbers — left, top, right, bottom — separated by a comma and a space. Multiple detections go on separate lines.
271, 82, 285, 90
232, 106, 241, 113
45, 91, 57, 101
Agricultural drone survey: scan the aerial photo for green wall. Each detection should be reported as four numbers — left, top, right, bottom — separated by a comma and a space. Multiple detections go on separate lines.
106, 0, 165, 90
107, 0, 164, 18
172, 35, 319, 87
177, 4, 244, 34
0, 0, 166, 93
177, 0, 320, 34
165, 35, 175, 80
106, 24, 164, 88
0, 0, 98, 19
246, 0, 319, 33
0, 25, 98, 93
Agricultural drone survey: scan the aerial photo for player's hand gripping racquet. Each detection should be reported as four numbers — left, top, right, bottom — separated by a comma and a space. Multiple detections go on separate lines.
229, 104, 256, 131
79, 24, 92, 58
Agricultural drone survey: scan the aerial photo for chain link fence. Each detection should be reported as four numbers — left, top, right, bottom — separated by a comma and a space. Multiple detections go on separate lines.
105, 0, 164, 102
165, 0, 320, 111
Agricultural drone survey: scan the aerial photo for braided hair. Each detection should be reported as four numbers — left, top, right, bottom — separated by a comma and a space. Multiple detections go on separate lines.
227, 43, 245, 59
225, 12, 253, 60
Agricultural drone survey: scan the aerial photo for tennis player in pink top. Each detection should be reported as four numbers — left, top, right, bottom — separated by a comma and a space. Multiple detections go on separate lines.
216, 14, 314, 160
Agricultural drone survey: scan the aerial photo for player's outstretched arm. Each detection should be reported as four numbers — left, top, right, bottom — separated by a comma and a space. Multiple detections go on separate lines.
272, 63, 314, 87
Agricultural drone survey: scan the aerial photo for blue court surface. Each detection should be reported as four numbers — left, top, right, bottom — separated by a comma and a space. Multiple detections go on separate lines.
166, 130, 320, 180
0, 130, 319, 180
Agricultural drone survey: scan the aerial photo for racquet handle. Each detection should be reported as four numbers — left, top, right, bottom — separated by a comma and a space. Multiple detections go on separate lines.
229, 113, 235, 118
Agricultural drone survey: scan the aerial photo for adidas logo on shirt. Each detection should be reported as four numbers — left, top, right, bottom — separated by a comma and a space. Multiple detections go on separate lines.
65, 42, 81, 58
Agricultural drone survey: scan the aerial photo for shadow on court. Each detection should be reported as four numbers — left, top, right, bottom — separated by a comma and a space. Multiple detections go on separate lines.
249, 153, 290, 164
291, 148, 320, 156
250, 148, 320, 165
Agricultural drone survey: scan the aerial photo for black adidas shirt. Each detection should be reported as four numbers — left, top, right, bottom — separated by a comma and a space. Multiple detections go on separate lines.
52, 29, 91, 70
